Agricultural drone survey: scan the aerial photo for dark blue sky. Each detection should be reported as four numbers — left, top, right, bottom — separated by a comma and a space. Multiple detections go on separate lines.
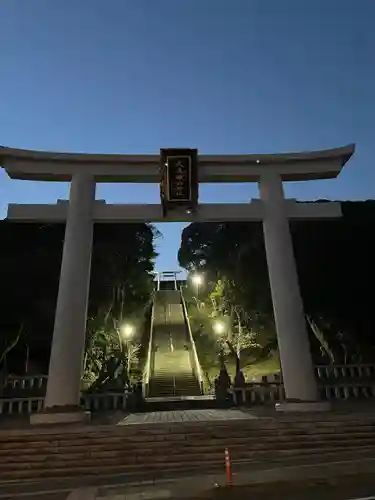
0, 0, 373, 272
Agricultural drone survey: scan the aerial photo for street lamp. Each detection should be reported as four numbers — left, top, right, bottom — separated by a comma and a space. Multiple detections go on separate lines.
191, 274, 203, 309
213, 320, 226, 370
120, 323, 135, 380
191, 274, 203, 287
120, 323, 134, 340
213, 321, 225, 336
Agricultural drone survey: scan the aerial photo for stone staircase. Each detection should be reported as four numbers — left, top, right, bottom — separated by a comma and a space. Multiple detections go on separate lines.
148, 291, 201, 399
2, 416, 375, 482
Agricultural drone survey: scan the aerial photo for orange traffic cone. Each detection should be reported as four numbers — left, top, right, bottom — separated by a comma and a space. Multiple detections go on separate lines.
224, 447, 232, 486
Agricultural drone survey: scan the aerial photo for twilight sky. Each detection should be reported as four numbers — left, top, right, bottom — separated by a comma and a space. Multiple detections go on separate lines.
0, 0, 374, 273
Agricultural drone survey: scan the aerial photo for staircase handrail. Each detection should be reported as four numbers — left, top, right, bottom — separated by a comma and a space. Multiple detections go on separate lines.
142, 294, 155, 398
180, 286, 204, 393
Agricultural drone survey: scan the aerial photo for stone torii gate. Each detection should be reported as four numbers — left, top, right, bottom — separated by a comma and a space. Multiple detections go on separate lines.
0, 144, 355, 422
154, 271, 182, 291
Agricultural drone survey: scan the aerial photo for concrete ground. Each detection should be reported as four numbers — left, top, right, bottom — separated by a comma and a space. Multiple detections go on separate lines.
194, 475, 375, 500
5, 464, 375, 499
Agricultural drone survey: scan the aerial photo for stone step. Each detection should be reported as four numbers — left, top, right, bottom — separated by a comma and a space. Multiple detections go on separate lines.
151, 379, 194, 383
2, 417, 375, 482
2, 418, 375, 443
149, 390, 202, 397
0, 446, 368, 468
147, 390, 175, 394
151, 376, 200, 381
151, 379, 198, 385
174, 386, 201, 390
153, 363, 191, 368
1, 444, 374, 481
2, 442, 375, 470
143, 399, 220, 411
149, 385, 176, 389
148, 374, 201, 397
0, 433, 374, 459
150, 384, 197, 388
150, 375, 197, 385
1, 428, 375, 454
1, 424, 375, 444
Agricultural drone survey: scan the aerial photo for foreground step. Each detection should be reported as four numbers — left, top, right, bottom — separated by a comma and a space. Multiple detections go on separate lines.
2, 444, 375, 481
1, 439, 375, 467
2, 416, 375, 482
0, 445, 373, 468
1, 428, 375, 455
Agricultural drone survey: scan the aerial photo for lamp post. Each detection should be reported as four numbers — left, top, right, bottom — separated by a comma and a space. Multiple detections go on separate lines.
120, 323, 135, 379
191, 274, 203, 309
213, 320, 226, 368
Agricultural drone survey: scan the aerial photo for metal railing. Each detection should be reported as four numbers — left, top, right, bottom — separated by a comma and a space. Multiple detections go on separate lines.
180, 287, 204, 394
142, 298, 155, 398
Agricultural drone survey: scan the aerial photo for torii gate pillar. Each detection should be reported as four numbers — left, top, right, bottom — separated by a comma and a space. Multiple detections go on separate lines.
44, 173, 96, 413
260, 172, 318, 405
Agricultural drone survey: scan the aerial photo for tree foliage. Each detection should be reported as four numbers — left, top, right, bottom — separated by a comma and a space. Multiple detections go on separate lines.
179, 201, 375, 365
0, 221, 157, 375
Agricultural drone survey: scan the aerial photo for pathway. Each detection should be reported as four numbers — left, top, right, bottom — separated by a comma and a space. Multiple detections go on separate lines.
118, 408, 257, 425
7, 464, 375, 499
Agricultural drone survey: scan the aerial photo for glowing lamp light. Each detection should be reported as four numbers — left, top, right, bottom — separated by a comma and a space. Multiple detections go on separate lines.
191, 274, 203, 286
121, 324, 134, 339
213, 321, 225, 335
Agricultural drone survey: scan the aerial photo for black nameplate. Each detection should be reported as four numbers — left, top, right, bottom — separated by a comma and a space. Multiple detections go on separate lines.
160, 148, 198, 205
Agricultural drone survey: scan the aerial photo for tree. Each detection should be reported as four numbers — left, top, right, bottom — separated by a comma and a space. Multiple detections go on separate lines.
0, 221, 158, 374
178, 201, 375, 365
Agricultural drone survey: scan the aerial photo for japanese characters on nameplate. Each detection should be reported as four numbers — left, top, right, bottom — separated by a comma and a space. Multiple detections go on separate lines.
166, 155, 191, 202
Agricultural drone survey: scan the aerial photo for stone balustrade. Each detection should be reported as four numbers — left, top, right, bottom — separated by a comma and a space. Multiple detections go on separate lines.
0, 397, 44, 415
230, 380, 284, 406
83, 392, 128, 412
2, 364, 375, 415
230, 365, 375, 405
4, 375, 48, 391
0, 392, 128, 415
316, 364, 375, 380
315, 364, 375, 402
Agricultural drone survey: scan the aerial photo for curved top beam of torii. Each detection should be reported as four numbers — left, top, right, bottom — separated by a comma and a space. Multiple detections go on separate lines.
0, 144, 355, 183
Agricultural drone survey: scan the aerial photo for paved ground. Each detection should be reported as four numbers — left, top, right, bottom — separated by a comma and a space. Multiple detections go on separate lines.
118, 408, 257, 425
203, 477, 375, 500
4, 453, 375, 499
194, 475, 375, 500
5, 473, 375, 499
